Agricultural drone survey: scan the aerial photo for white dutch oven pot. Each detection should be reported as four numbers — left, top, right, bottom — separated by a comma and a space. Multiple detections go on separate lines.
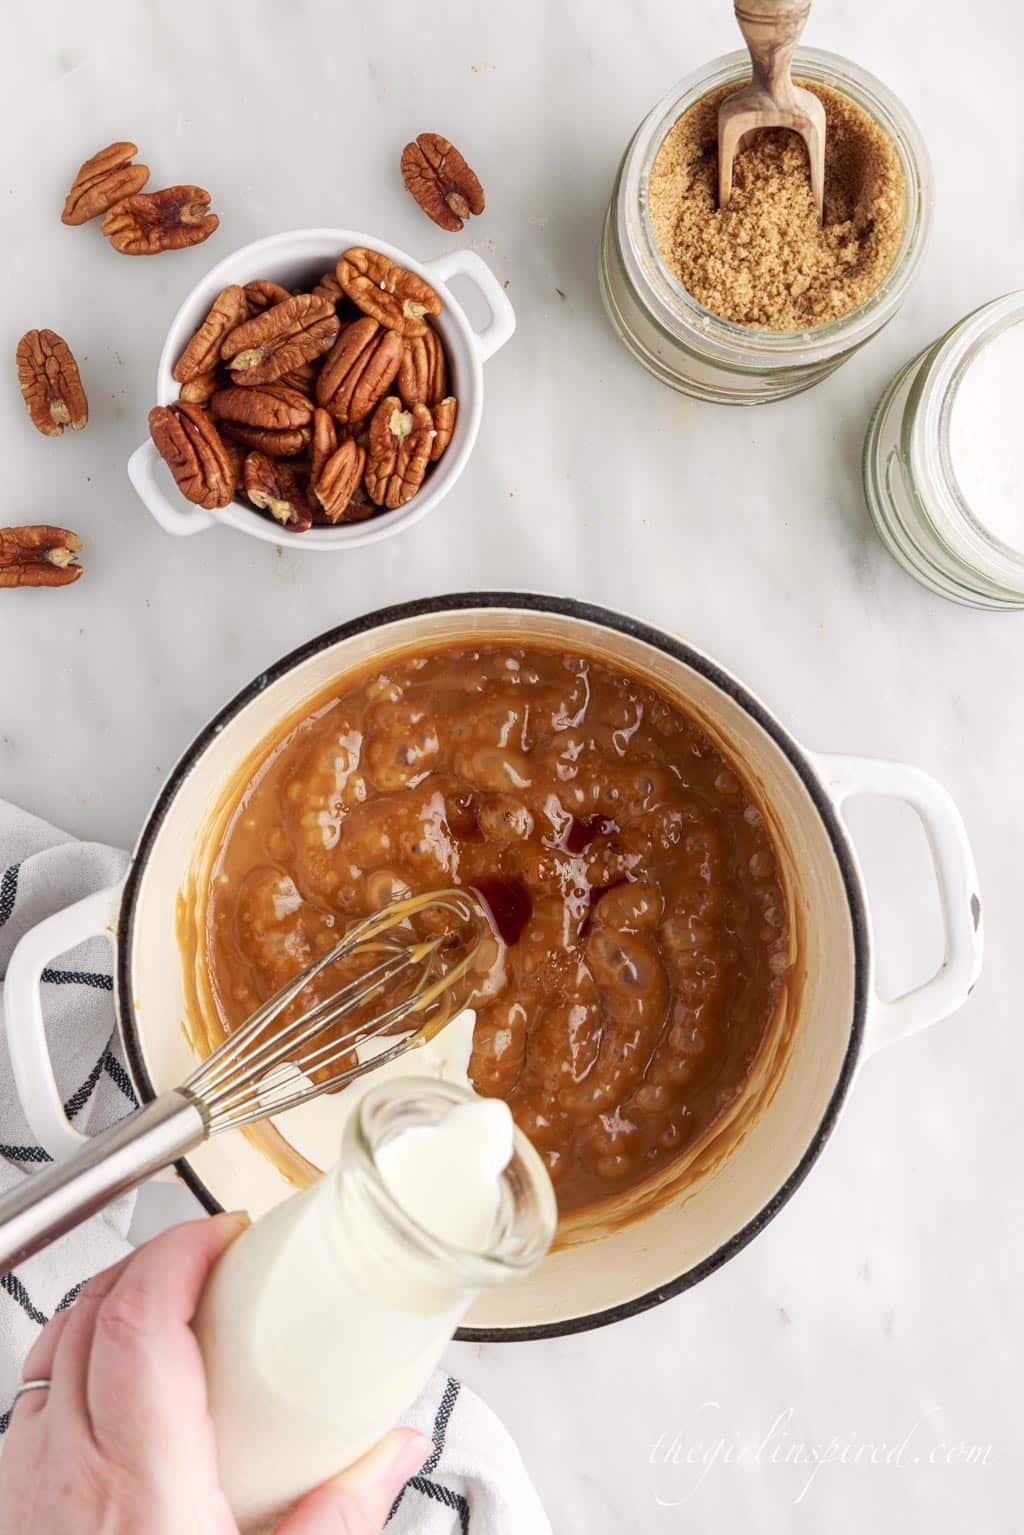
127, 229, 515, 552
5, 596, 982, 1340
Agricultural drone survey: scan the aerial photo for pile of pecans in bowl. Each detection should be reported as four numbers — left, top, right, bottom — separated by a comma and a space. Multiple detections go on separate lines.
149, 248, 458, 532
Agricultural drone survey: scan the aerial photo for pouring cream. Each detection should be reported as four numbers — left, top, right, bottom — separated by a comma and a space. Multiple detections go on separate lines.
375, 1097, 514, 1250
192, 1077, 555, 1534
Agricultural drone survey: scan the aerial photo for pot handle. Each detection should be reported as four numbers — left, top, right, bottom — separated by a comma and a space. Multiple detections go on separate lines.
811, 753, 983, 1055
4, 883, 125, 1160
127, 438, 217, 536
421, 249, 516, 363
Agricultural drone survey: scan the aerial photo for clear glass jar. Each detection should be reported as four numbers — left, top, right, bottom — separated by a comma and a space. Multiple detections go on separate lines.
339, 1076, 557, 1306
599, 48, 933, 405
196, 1079, 556, 1532
863, 292, 1024, 609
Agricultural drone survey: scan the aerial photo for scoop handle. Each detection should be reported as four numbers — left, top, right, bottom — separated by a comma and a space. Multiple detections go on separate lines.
734, 0, 812, 106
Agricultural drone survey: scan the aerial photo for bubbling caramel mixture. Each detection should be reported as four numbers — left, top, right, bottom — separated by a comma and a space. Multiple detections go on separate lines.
205, 644, 790, 1213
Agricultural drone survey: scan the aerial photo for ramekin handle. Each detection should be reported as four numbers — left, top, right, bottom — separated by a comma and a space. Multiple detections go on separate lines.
128, 438, 216, 535
422, 249, 516, 362
5, 884, 125, 1160
811, 753, 983, 1055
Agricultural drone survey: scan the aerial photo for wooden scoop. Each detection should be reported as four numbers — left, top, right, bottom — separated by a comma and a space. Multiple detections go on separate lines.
718, 0, 826, 223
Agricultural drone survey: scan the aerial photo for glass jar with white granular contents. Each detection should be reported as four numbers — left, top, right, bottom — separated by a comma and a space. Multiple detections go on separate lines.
863, 292, 1024, 608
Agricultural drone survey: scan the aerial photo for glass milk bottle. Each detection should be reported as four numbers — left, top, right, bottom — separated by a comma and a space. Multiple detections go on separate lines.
192, 1079, 556, 1534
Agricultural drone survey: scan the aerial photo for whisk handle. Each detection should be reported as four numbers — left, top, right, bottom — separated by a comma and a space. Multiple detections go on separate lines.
0, 1093, 206, 1277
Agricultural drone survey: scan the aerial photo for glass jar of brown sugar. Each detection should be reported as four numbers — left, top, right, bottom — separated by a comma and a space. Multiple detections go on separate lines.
599, 48, 932, 405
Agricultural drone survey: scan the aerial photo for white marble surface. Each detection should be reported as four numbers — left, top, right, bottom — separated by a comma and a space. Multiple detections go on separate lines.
2, 0, 1021, 1528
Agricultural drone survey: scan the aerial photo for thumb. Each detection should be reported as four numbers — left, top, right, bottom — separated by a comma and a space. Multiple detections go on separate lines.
273, 1428, 432, 1535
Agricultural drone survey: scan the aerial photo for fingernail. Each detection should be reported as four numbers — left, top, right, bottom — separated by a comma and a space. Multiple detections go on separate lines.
223, 1209, 251, 1232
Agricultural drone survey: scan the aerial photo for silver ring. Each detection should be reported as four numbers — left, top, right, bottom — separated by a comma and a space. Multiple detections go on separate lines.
14, 1378, 51, 1402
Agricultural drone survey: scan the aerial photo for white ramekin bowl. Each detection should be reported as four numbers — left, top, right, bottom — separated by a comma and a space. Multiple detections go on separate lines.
127, 228, 515, 552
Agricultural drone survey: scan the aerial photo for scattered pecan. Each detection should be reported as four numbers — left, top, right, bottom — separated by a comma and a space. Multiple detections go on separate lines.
61, 141, 149, 226
313, 439, 367, 523
243, 452, 312, 531
221, 294, 339, 387
430, 396, 458, 461
243, 280, 292, 315
148, 402, 234, 508
178, 371, 221, 406
16, 330, 88, 437
364, 396, 433, 510
400, 133, 485, 233
336, 248, 441, 338
396, 326, 448, 408
102, 186, 218, 255
211, 383, 313, 432
218, 420, 310, 458
0, 526, 82, 588
173, 286, 248, 383
310, 408, 337, 482
315, 318, 403, 425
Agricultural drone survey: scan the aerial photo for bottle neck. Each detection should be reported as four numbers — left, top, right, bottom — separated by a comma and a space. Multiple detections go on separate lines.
327, 1078, 557, 1316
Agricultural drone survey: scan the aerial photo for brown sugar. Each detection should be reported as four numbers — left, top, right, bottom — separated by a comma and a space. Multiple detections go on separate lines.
648, 81, 906, 332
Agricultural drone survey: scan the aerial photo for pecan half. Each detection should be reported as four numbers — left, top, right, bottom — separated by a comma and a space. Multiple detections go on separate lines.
336, 249, 441, 338
364, 396, 433, 510
340, 483, 374, 522
400, 134, 485, 233
243, 452, 312, 532
173, 286, 248, 383
218, 420, 310, 459
211, 383, 313, 432
221, 438, 246, 494
430, 396, 458, 461
243, 280, 292, 315
102, 186, 218, 255
279, 360, 318, 396
316, 318, 403, 425
396, 326, 448, 408
61, 141, 149, 226
310, 408, 338, 482
314, 440, 367, 523
16, 330, 88, 437
312, 271, 345, 305
221, 294, 340, 386
311, 271, 359, 324
149, 402, 234, 508
178, 371, 221, 406
0, 526, 82, 588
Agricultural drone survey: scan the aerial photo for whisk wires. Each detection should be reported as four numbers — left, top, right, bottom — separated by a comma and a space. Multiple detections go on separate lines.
185, 889, 485, 1134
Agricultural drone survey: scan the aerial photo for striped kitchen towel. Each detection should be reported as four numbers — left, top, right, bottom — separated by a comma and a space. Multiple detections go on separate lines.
0, 799, 551, 1533
0, 799, 135, 1437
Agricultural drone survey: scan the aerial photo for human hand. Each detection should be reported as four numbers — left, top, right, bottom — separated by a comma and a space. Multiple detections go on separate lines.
0, 1214, 430, 1534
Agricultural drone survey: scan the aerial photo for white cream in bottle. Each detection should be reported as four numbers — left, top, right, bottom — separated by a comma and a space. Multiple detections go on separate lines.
192, 1081, 553, 1534
948, 319, 1024, 549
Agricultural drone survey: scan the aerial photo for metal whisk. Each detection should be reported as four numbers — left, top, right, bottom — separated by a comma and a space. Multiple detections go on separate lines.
0, 888, 486, 1276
